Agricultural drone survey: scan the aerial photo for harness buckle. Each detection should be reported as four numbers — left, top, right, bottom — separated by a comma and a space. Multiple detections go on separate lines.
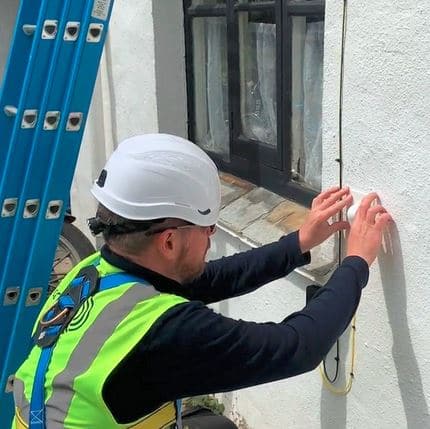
38, 308, 69, 327
33, 265, 100, 348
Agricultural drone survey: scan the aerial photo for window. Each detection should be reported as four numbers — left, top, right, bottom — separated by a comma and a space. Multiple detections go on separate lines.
184, 0, 325, 206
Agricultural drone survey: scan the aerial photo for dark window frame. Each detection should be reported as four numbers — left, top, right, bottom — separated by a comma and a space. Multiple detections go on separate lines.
184, 0, 325, 207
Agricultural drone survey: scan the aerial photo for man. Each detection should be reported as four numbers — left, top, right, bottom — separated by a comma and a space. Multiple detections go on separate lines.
13, 134, 392, 429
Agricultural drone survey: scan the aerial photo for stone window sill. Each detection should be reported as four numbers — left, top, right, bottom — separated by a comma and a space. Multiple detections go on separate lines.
218, 172, 338, 282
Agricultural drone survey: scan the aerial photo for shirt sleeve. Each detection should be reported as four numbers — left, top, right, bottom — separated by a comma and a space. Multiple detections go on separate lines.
179, 231, 311, 304
103, 256, 369, 418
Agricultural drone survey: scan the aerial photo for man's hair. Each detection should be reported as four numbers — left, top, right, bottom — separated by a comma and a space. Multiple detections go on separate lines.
96, 204, 157, 256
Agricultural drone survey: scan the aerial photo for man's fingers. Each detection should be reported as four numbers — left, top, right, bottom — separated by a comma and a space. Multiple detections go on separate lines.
323, 194, 353, 218
312, 186, 341, 208
375, 212, 393, 230
330, 220, 350, 233
366, 205, 387, 224
318, 187, 351, 211
357, 192, 378, 219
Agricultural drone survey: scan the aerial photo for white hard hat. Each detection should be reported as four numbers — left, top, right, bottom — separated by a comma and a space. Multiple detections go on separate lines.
91, 134, 221, 226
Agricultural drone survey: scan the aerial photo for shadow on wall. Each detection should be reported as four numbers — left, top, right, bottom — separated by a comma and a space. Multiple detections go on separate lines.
319, 329, 349, 429
379, 225, 430, 428
320, 225, 429, 429
207, 232, 235, 418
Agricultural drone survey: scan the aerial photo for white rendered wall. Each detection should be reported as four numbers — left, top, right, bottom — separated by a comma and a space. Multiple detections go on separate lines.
209, 2, 430, 428
71, 0, 159, 239
321, 1, 430, 428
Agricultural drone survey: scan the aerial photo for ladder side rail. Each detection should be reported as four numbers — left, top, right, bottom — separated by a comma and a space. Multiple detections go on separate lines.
0, 0, 41, 169
0, 0, 49, 189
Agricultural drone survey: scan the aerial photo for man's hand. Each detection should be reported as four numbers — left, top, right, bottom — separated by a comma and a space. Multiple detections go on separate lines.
298, 186, 352, 253
346, 193, 392, 266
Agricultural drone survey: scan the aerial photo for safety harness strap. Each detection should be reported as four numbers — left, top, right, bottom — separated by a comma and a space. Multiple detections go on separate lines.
28, 328, 59, 428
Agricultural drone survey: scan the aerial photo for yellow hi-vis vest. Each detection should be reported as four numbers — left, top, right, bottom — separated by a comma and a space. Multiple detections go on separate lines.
12, 252, 188, 429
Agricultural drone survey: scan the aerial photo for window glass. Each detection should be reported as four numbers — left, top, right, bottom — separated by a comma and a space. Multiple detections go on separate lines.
239, 10, 277, 146
290, 16, 324, 191
192, 17, 230, 160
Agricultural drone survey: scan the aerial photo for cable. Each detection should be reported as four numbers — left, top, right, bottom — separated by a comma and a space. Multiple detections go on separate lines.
337, 0, 348, 265
322, 340, 340, 383
338, 0, 347, 189
319, 0, 358, 396
320, 316, 356, 395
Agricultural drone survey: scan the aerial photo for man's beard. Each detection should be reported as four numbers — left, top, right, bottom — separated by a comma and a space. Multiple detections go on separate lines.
177, 242, 208, 284
177, 238, 211, 284
178, 258, 206, 284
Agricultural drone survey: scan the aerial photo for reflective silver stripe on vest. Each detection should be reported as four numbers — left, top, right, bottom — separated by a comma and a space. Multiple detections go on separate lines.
13, 377, 30, 420
46, 283, 159, 427
19, 283, 159, 428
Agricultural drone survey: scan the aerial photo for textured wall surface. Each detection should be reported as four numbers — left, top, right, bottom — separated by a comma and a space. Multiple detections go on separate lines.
210, 1, 430, 428
322, 1, 430, 428
106, 0, 158, 143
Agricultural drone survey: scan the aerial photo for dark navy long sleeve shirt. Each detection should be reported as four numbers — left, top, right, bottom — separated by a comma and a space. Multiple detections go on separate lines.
101, 231, 369, 424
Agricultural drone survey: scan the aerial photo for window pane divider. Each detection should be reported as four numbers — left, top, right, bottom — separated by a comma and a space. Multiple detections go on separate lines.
286, 0, 324, 15
187, 5, 227, 17
234, 2, 276, 11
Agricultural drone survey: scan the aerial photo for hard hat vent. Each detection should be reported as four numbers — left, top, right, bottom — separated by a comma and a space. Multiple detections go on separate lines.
96, 169, 107, 188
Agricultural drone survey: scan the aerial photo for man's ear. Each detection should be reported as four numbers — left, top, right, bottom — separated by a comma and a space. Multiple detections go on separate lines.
155, 230, 177, 260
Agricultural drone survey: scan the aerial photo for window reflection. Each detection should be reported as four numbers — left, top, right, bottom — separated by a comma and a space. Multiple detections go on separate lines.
239, 11, 277, 146
291, 16, 324, 191
192, 18, 230, 160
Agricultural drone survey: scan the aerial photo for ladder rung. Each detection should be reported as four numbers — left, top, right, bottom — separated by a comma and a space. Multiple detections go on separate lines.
3, 106, 17, 117
1, 198, 18, 217
64, 22, 80, 42
22, 25, 36, 36
42, 20, 58, 40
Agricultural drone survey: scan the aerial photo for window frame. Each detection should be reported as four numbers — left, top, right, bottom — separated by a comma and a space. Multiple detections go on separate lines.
184, 0, 325, 207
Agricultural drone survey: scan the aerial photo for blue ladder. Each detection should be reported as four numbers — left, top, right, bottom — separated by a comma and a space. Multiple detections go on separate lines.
0, 1, 115, 425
